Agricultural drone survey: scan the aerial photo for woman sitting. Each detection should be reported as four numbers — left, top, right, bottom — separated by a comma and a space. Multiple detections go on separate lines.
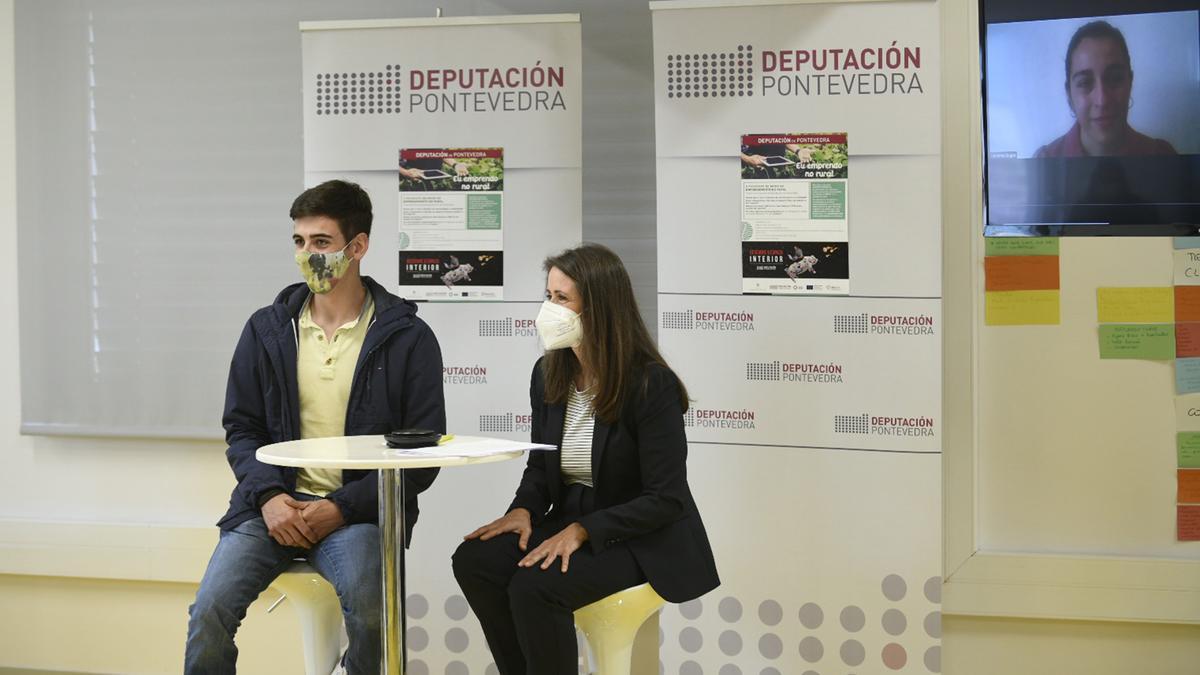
452, 243, 720, 675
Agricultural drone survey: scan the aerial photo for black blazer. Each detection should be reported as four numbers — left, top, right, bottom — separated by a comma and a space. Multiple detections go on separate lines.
508, 358, 720, 603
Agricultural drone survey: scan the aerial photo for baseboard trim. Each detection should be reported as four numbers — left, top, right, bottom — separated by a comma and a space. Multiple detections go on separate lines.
0, 519, 216, 584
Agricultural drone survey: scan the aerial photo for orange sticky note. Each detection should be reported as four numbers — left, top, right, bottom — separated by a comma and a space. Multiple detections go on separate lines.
1178, 323, 1200, 358
1176, 286, 1200, 322
1180, 505, 1200, 541
984, 256, 1060, 291
1179, 469, 1200, 503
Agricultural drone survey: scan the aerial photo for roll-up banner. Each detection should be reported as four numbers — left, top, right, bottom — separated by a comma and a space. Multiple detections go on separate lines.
301, 18, 581, 672
653, 0, 940, 297
301, 15, 582, 302
652, 2, 943, 673
651, 0, 941, 447
301, 14, 580, 439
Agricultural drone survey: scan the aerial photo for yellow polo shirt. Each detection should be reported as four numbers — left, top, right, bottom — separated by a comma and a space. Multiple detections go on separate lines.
294, 293, 375, 497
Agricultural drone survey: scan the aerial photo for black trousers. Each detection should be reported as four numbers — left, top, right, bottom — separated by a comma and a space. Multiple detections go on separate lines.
452, 484, 646, 675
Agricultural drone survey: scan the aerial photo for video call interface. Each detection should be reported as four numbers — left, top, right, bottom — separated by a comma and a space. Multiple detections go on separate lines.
983, 0, 1200, 236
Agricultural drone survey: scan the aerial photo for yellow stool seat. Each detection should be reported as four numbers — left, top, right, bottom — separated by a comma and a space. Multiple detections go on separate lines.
268, 561, 343, 675
574, 583, 666, 675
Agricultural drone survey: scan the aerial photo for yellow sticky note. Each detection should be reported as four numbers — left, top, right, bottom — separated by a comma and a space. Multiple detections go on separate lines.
985, 290, 1060, 326
1097, 287, 1174, 323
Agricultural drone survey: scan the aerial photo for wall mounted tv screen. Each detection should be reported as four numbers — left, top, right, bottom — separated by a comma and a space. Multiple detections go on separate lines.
982, 0, 1200, 236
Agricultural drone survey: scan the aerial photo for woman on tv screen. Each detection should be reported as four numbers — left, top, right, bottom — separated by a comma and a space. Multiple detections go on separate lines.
1036, 20, 1178, 157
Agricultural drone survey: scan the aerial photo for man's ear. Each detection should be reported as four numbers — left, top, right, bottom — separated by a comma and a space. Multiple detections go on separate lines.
352, 233, 370, 260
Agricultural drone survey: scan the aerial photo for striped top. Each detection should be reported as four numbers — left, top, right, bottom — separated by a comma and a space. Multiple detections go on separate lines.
561, 386, 595, 487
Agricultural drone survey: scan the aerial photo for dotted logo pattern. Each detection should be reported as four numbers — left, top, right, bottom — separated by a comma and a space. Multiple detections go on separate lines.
665, 46, 756, 99
834, 413, 870, 434
315, 64, 403, 116
400, 576, 942, 674
478, 414, 513, 433
683, 409, 696, 427
478, 319, 513, 337
833, 313, 869, 334
745, 361, 781, 381
662, 310, 694, 330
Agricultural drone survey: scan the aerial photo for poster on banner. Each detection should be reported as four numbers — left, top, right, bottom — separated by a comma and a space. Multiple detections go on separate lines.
740, 133, 849, 295
398, 147, 504, 300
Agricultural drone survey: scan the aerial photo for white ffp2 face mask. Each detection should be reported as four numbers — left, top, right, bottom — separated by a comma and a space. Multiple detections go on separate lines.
535, 300, 583, 350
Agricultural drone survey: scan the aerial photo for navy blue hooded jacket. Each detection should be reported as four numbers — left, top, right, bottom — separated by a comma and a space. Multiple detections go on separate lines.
216, 276, 445, 540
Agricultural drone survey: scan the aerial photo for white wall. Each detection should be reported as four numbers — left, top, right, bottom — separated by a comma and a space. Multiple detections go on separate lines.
0, 2, 313, 670
940, 0, 1200, 670
0, 3, 240, 529
0, 7, 225, 675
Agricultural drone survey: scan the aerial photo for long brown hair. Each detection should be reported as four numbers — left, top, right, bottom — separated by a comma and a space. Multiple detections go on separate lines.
540, 243, 689, 422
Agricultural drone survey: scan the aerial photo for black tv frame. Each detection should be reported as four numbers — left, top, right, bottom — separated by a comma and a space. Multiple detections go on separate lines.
980, 0, 1200, 237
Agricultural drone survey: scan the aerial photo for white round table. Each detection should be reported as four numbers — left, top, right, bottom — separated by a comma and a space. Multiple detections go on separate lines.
258, 434, 547, 675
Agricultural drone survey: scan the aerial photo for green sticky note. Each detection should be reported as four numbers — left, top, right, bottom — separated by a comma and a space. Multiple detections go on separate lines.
985, 237, 1060, 257
1098, 324, 1175, 360
1179, 433, 1200, 468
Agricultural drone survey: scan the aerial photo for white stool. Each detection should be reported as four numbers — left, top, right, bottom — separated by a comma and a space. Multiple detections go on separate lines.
268, 561, 343, 675
574, 583, 666, 675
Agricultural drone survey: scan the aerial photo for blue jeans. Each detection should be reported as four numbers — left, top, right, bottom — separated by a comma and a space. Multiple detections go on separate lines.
184, 510, 381, 675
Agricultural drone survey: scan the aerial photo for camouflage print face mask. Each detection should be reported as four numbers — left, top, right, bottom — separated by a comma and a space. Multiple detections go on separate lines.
295, 240, 353, 294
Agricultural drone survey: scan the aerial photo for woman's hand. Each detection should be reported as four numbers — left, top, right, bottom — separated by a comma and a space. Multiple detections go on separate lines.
465, 508, 533, 550
518, 522, 589, 573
